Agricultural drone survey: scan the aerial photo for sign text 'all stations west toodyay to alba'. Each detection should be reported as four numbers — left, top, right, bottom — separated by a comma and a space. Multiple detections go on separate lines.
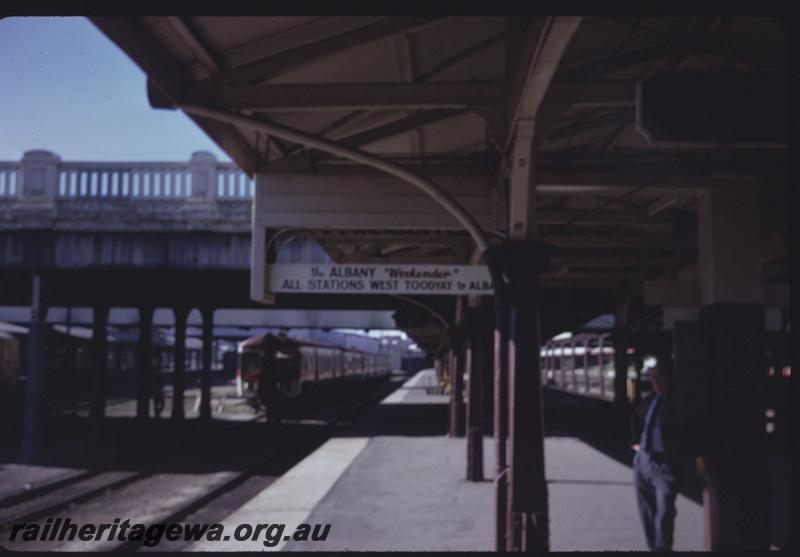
266, 264, 493, 295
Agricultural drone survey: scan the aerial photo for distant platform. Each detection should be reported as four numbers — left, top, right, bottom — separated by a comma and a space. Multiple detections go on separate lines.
380, 367, 448, 404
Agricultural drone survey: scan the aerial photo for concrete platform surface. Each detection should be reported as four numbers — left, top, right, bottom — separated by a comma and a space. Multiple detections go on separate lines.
546, 437, 703, 551
194, 369, 705, 551
283, 435, 494, 552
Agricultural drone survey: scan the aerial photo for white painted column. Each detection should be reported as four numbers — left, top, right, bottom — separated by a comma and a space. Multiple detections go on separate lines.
508, 120, 537, 241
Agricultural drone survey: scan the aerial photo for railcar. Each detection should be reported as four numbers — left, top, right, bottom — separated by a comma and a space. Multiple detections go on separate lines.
0, 322, 204, 392
541, 334, 625, 402
236, 334, 390, 414
0, 331, 21, 386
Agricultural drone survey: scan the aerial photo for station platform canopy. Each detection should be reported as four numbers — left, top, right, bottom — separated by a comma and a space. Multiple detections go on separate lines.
90, 17, 789, 349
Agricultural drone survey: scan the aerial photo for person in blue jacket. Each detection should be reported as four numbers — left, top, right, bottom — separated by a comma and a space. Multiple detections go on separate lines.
630, 360, 683, 552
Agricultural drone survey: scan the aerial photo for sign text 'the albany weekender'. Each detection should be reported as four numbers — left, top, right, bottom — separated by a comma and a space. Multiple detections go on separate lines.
266, 264, 493, 295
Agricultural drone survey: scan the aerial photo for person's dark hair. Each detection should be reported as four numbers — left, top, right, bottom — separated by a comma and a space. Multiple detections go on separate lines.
656, 355, 674, 380
651, 354, 674, 393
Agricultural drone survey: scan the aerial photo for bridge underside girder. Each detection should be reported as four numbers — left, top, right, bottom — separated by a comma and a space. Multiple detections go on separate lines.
0, 265, 615, 353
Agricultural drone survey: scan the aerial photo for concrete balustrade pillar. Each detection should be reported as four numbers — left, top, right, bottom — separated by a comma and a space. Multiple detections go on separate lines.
189, 151, 218, 201
17, 150, 59, 210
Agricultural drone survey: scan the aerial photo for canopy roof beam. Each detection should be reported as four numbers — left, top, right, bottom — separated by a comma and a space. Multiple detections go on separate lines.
505, 17, 583, 149
197, 17, 447, 88
193, 81, 508, 111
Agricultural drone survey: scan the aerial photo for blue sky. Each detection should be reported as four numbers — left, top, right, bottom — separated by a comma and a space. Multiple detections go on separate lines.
0, 17, 231, 162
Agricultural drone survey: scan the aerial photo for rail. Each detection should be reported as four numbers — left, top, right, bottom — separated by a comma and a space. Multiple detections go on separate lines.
0, 378, 396, 551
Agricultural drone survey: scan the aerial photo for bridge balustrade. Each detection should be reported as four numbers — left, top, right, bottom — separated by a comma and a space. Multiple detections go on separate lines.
0, 151, 264, 269
0, 150, 256, 203
0, 163, 20, 197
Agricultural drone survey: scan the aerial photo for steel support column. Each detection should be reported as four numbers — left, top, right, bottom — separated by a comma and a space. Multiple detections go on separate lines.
613, 298, 632, 404
672, 320, 706, 461
633, 349, 644, 403
481, 306, 495, 434
612, 329, 629, 404
695, 186, 769, 550
434, 355, 443, 386
200, 306, 214, 421
583, 338, 591, 394
171, 306, 189, 420
569, 338, 578, 391
503, 241, 550, 551
89, 304, 109, 446
465, 300, 488, 481
21, 274, 47, 461
449, 297, 466, 438
136, 305, 154, 421
598, 335, 606, 398
499, 114, 551, 551
64, 306, 76, 396
699, 304, 768, 549
448, 335, 466, 437
489, 254, 510, 552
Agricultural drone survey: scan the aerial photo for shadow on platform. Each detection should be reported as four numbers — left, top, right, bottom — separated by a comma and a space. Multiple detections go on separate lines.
542, 388, 704, 505
0, 378, 399, 476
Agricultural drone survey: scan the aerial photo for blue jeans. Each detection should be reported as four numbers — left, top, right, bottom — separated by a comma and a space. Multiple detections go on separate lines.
634, 450, 680, 551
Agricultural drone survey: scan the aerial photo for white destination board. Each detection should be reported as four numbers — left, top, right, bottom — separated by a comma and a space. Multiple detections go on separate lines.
266, 264, 493, 295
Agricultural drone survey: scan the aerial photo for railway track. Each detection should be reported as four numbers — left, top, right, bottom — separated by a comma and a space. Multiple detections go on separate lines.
0, 408, 266, 530
1, 377, 399, 552
119, 378, 399, 553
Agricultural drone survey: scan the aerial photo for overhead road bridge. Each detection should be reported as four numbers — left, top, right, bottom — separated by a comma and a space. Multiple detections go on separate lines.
0, 150, 407, 454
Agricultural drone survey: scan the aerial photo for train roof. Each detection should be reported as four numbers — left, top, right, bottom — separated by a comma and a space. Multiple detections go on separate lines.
239, 333, 371, 355
49, 325, 202, 348
0, 321, 29, 335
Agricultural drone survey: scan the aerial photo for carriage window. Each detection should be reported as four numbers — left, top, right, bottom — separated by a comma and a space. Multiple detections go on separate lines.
239, 350, 262, 373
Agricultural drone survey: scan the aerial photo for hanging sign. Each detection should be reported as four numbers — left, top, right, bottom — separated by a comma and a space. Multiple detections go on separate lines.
266, 264, 493, 295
